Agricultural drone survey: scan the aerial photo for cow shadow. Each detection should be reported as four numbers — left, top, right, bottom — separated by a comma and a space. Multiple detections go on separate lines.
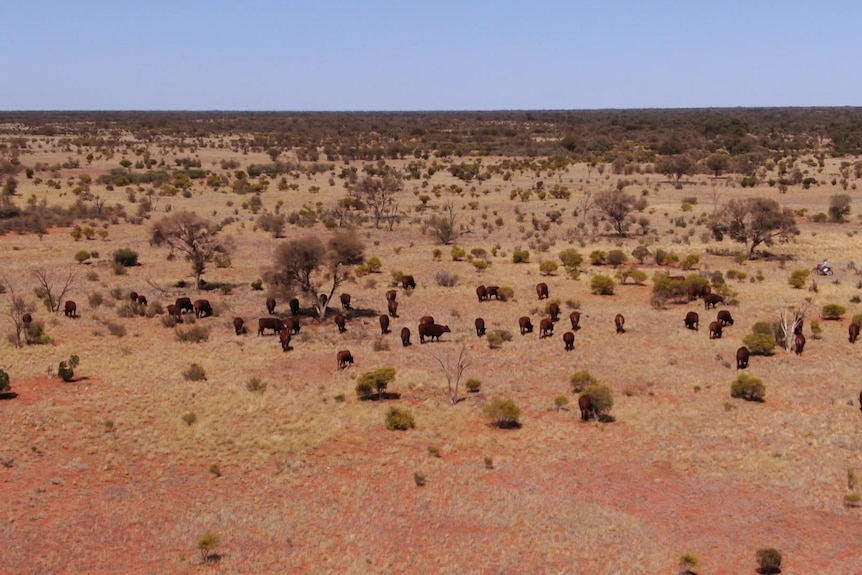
0, 392, 18, 401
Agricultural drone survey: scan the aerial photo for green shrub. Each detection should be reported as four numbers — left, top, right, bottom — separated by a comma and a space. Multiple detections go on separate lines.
731, 373, 766, 401
472, 260, 489, 272
451, 246, 466, 261
755, 548, 782, 572
788, 269, 810, 289
589, 250, 606, 265
631, 245, 651, 264
385, 406, 415, 430
357, 367, 396, 398
365, 256, 383, 272
58, 354, 80, 382
512, 249, 530, 263
554, 395, 569, 411
679, 553, 699, 572
88, 292, 104, 309
74, 250, 92, 264
175, 325, 210, 343
570, 370, 598, 393
486, 332, 504, 349
751, 321, 775, 335
197, 532, 220, 563
112, 248, 139, 267
0, 369, 10, 393
743, 333, 777, 355
680, 254, 700, 271
558, 247, 583, 271
465, 378, 482, 392
606, 249, 627, 267
583, 384, 614, 416
181, 412, 198, 426
25, 321, 51, 345
822, 303, 847, 320
250, 279, 263, 291
617, 268, 648, 285
852, 314, 862, 326
498, 286, 514, 301
484, 398, 521, 428
539, 260, 559, 276
183, 363, 207, 382
590, 275, 615, 295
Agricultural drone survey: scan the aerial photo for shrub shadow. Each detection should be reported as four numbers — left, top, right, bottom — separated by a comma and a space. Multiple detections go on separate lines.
0, 392, 18, 401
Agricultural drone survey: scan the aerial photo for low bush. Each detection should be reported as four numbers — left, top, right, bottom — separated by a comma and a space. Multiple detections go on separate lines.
539, 260, 558, 275
590, 275, 615, 295
512, 249, 530, 263
498, 286, 515, 301
25, 321, 51, 345
246, 377, 267, 392
484, 398, 521, 428
0, 369, 10, 393
435, 270, 458, 287
183, 363, 207, 382
788, 269, 810, 289
486, 332, 503, 349
104, 321, 126, 338
356, 367, 396, 399
113, 248, 139, 267
583, 384, 614, 416
465, 378, 482, 393
175, 325, 210, 343
570, 370, 598, 393
755, 548, 782, 573
385, 406, 415, 430
58, 354, 80, 382
606, 249, 627, 267
743, 333, 777, 356
821, 303, 847, 320
731, 373, 766, 401
181, 412, 197, 426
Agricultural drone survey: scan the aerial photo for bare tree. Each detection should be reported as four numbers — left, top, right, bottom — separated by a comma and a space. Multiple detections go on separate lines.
4, 279, 34, 348
777, 299, 809, 353
594, 188, 637, 236
425, 200, 458, 244
430, 345, 470, 405
33, 267, 76, 313
150, 211, 231, 291
347, 175, 402, 229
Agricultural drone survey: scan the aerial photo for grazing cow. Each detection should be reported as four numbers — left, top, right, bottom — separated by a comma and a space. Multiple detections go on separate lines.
688, 283, 711, 301
176, 297, 194, 314
476, 285, 488, 302
418, 323, 450, 343
388, 299, 399, 318
419, 315, 435, 326
334, 313, 347, 333
337, 349, 354, 369
536, 282, 549, 300
137, 295, 147, 306
475, 317, 486, 337
486, 285, 501, 300
736, 346, 750, 369
379, 314, 390, 334
129, 291, 139, 303
717, 310, 734, 326
850, 323, 860, 344
704, 293, 724, 309
708, 321, 722, 339
167, 304, 182, 321
22, 313, 32, 325
279, 329, 292, 352
614, 313, 625, 334
266, 297, 276, 314
385, 289, 397, 302
684, 311, 699, 331
548, 302, 560, 322
794, 333, 806, 355
539, 317, 554, 338
258, 317, 285, 336
518, 316, 533, 335
288, 297, 300, 316
400, 327, 411, 347
340, 293, 351, 310
578, 394, 595, 421
64, 300, 77, 318
794, 319, 804, 336
233, 317, 245, 335
570, 311, 581, 331
194, 299, 213, 318
859, 388, 862, 413
284, 316, 301, 334
563, 331, 575, 351
401, 275, 416, 290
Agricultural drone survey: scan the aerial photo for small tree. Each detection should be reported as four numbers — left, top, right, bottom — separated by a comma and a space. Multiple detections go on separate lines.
431, 345, 470, 405
730, 373, 765, 401
539, 260, 559, 276
828, 193, 851, 222
484, 398, 521, 428
558, 247, 584, 276
150, 212, 230, 291
594, 188, 637, 235
590, 275, 615, 295
33, 267, 76, 313
606, 249, 627, 267
356, 367, 396, 400
710, 197, 799, 259
426, 200, 458, 244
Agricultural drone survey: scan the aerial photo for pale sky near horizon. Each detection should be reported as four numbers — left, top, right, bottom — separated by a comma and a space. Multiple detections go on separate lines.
1, 0, 858, 111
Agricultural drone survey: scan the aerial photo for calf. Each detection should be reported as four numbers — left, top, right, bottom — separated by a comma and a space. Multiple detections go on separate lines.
167, 304, 182, 322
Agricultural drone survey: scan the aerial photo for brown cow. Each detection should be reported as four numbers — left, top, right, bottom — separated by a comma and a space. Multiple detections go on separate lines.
859, 388, 862, 413
578, 394, 595, 421
379, 314, 390, 334
279, 329, 292, 352
130, 291, 139, 303
476, 285, 488, 302
736, 346, 750, 369
400, 327, 411, 347
684, 311, 699, 331
258, 317, 285, 336
614, 313, 625, 334
175, 297, 194, 314
539, 318, 554, 338
388, 299, 399, 318
794, 333, 806, 355
167, 304, 182, 321
570, 311, 581, 331
486, 285, 501, 300
548, 302, 560, 322
518, 316, 533, 335
288, 297, 300, 316
401, 275, 416, 290
850, 323, 860, 344
536, 282, 549, 300
194, 299, 213, 318
340, 293, 352, 309
233, 317, 245, 335
22, 313, 32, 325
708, 321, 722, 339
334, 313, 347, 333
137, 295, 147, 306
419, 315, 435, 326
386, 289, 397, 302
704, 293, 724, 309
475, 317, 486, 337
794, 319, 804, 336
563, 331, 575, 351
285, 316, 301, 335
337, 349, 354, 369
418, 323, 450, 343
717, 310, 734, 326
64, 300, 77, 318
266, 297, 276, 314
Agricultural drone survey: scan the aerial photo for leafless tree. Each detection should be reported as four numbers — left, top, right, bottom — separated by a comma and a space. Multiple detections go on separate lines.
430, 345, 470, 405
777, 299, 809, 353
425, 200, 458, 244
150, 211, 232, 291
33, 267, 76, 313
4, 279, 34, 348
347, 175, 402, 229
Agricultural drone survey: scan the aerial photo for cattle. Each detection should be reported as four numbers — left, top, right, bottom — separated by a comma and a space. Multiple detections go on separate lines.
578, 394, 595, 421
386, 289, 397, 302
400, 327, 411, 347
736, 346, 750, 369
279, 329, 292, 352
340, 293, 351, 309
794, 319, 804, 336
334, 313, 347, 333
708, 321, 722, 339
563, 331, 575, 351
850, 323, 860, 344
64, 300, 77, 318
418, 323, 450, 343
475, 317, 486, 337
419, 315, 435, 326
337, 349, 354, 369
130, 291, 139, 303
266, 297, 276, 314
388, 299, 399, 318
288, 297, 300, 316
476, 285, 488, 302
486, 286, 501, 300
401, 275, 416, 290
614, 313, 625, 334
539, 318, 554, 338
22, 313, 32, 325
137, 295, 148, 306
570, 311, 581, 331
859, 388, 862, 413
704, 293, 724, 309
379, 314, 390, 334
536, 282, 549, 300
518, 316, 533, 335
717, 310, 734, 326
794, 333, 806, 355
258, 317, 285, 336
176, 297, 194, 314
233, 317, 245, 335
167, 304, 182, 321
194, 299, 213, 318
548, 302, 560, 322
684, 311, 699, 331
285, 316, 301, 335
688, 283, 711, 301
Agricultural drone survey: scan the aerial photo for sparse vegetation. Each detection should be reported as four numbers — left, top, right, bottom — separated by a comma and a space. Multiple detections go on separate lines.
731, 373, 766, 401
385, 406, 415, 430
484, 398, 521, 428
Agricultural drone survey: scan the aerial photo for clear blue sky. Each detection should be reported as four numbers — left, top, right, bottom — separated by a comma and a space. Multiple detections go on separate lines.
1, 0, 858, 111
